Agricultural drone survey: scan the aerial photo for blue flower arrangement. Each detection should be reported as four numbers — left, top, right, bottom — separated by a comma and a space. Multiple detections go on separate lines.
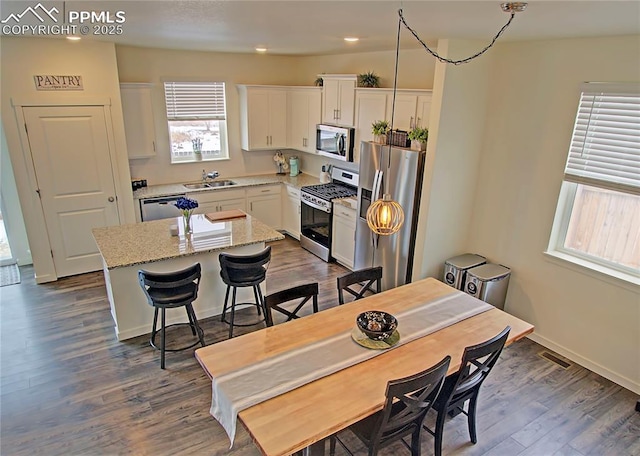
174, 196, 199, 214
175, 197, 198, 233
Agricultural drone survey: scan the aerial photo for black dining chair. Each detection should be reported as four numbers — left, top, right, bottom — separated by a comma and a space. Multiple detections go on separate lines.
219, 246, 271, 339
337, 266, 383, 305
138, 263, 205, 369
330, 355, 451, 456
423, 326, 511, 456
264, 282, 319, 326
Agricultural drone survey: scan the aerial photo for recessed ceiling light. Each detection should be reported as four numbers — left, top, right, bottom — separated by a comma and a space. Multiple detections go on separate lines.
66, 36, 81, 41
344, 37, 359, 43
255, 47, 267, 53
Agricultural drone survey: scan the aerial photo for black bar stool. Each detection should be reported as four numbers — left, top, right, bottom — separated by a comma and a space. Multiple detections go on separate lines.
138, 263, 205, 369
219, 246, 271, 339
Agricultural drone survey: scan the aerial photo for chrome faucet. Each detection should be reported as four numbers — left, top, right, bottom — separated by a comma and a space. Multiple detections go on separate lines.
202, 169, 220, 181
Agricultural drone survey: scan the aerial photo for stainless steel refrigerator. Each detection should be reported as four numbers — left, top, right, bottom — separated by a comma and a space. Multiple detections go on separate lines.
354, 141, 426, 290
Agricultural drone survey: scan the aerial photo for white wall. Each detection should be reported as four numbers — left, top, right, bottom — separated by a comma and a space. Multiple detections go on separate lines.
413, 39, 492, 281
118, 45, 436, 184
297, 48, 437, 90
468, 35, 640, 393
0, 37, 135, 282
116, 45, 308, 185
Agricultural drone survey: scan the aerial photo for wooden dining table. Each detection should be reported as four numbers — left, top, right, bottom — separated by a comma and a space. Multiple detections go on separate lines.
195, 277, 534, 456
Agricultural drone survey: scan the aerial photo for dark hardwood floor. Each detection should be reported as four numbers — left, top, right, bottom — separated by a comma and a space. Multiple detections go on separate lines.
1, 236, 638, 456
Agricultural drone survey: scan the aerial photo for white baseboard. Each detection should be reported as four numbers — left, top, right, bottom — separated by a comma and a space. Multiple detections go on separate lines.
35, 272, 57, 283
527, 333, 640, 395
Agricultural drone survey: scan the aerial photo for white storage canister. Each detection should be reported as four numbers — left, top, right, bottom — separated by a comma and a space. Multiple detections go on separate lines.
464, 263, 511, 310
443, 253, 487, 290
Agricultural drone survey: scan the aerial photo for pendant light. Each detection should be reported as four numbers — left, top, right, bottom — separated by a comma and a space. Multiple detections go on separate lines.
366, 3, 527, 236
366, 11, 404, 235
367, 194, 405, 235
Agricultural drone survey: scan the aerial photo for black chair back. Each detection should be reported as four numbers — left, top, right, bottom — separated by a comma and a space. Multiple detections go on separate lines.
375, 356, 450, 448
444, 326, 510, 408
265, 282, 319, 326
333, 355, 451, 456
337, 266, 382, 305
138, 263, 201, 308
219, 246, 271, 287
424, 326, 511, 456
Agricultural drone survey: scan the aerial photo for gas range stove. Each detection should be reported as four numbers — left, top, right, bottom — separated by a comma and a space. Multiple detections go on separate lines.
300, 183, 357, 212
300, 167, 359, 262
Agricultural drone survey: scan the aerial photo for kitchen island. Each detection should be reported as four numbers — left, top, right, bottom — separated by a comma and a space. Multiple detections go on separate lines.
93, 214, 284, 341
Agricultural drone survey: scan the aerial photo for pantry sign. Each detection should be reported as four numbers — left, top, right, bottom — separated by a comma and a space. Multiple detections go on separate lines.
34, 75, 83, 91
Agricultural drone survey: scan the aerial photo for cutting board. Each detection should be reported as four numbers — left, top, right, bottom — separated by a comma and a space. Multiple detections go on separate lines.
205, 209, 247, 222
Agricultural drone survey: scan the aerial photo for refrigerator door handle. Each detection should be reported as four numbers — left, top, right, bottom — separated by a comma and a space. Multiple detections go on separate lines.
370, 171, 378, 200
372, 170, 383, 202
369, 170, 383, 250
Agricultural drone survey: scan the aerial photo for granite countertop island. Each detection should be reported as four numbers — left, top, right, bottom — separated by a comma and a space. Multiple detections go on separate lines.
93, 214, 284, 269
93, 214, 285, 341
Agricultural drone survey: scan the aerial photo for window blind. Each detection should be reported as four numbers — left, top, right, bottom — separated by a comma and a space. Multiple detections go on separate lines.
564, 83, 640, 195
164, 82, 226, 120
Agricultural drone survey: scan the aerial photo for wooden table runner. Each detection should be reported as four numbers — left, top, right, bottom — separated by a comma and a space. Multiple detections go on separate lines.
210, 289, 493, 446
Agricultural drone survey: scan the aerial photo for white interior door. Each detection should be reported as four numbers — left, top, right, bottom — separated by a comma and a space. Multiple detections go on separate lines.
23, 105, 120, 277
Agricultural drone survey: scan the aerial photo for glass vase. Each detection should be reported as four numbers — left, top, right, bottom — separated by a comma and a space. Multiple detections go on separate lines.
183, 212, 192, 235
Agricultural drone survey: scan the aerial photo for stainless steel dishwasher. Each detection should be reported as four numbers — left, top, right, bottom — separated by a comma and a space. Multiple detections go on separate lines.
139, 195, 186, 221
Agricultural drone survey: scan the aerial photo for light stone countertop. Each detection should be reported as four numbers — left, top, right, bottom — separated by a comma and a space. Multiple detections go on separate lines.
132, 173, 320, 200
92, 214, 284, 269
334, 196, 357, 210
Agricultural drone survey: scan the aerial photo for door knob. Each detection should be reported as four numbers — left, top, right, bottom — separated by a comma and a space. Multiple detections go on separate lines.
108, 196, 115, 202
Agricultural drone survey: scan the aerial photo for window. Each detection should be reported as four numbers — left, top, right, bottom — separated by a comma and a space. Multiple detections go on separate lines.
163, 81, 229, 163
548, 83, 640, 281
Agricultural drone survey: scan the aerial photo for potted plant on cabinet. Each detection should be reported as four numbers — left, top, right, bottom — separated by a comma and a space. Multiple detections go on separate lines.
371, 120, 390, 144
408, 126, 428, 151
358, 71, 380, 88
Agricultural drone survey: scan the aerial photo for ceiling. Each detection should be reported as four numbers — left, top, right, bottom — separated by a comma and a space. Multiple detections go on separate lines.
2, 1, 639, 55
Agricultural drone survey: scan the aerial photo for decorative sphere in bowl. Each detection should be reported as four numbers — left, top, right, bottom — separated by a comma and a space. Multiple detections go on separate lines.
356, 311, 398, 340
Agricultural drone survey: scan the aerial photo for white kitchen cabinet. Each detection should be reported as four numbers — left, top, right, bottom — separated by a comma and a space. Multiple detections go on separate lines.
415, 95, 432, 130
322, 75, 356, 127
354, 89, 432, 161
331, 201, 356, 270
288, 87, 321, 154
237, 85, 288, 151
353, 90, 389, 162
120, 83, 157, 159
281, 185, 301, 239
191, 189, 247, 214
247, 185, 282, 229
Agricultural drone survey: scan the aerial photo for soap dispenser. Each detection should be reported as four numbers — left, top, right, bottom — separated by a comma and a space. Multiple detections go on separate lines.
289, 156, 299, 177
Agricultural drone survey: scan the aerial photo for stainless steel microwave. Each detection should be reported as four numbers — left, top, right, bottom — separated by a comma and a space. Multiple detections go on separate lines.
316, 124, 354, 162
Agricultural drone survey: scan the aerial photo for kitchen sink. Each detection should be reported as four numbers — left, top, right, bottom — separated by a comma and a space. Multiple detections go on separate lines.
207, 180, 236, 187
183, 180, 236, 189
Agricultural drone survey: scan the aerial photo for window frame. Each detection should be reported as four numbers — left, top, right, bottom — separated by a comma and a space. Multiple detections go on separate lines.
546, 83, 640, 287
163, 81, 230, 163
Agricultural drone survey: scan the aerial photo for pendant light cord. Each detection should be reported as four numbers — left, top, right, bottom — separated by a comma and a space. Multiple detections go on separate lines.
384, 9, 403, 195
398, 8, 517, 66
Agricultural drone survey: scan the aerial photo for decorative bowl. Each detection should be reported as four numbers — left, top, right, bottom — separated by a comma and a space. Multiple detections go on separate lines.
356, 311, 398, 341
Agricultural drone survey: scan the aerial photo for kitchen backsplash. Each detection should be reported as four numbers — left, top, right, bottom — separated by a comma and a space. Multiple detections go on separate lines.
129, 148, 357, 186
